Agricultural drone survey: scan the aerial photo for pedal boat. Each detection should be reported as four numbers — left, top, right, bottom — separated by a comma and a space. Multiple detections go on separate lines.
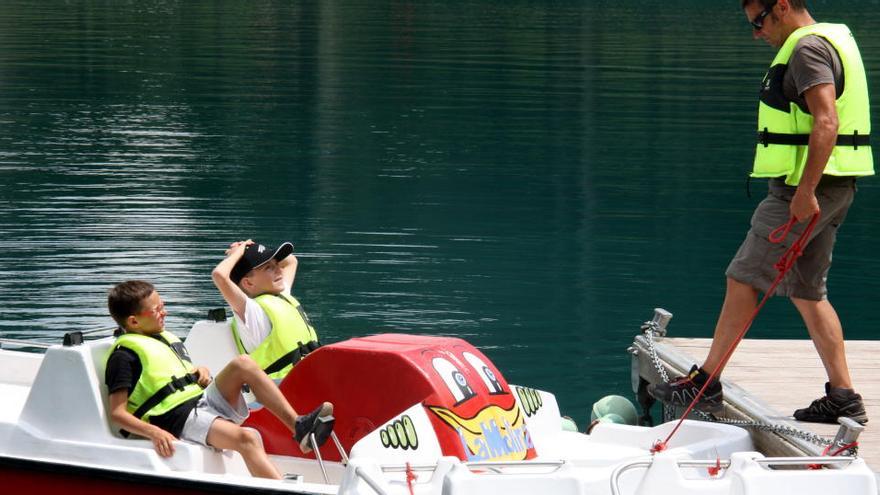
0, 317, 875, 495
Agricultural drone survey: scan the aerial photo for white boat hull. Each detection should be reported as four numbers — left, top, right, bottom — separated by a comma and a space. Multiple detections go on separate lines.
0, 323, 875, 495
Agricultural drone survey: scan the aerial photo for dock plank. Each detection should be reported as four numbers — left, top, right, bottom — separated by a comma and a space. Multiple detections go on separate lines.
665, 338, 877, 470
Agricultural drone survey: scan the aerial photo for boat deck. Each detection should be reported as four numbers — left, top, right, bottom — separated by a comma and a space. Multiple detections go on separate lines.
632, 335, 878, 471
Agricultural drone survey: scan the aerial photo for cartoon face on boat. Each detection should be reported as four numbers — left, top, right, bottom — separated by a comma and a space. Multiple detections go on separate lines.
421, 345, 536, 462
246, 334, 537, 462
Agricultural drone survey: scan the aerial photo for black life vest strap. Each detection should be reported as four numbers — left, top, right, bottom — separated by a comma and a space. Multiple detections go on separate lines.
757, 128, 871, 149
132, 372, 201, 420
263, 340, 320, 376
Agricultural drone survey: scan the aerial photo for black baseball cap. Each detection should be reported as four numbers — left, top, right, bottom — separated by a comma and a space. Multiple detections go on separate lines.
230, 242, 294, 284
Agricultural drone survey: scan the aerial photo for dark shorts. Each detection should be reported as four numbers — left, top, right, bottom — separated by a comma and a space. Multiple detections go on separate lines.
725, 176, 856, 301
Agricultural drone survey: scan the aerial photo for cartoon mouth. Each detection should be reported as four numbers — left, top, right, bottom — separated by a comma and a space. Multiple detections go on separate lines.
428, 403, 533, 461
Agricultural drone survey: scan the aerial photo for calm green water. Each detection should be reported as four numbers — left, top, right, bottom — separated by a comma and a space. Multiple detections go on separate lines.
2, 1, 879, 422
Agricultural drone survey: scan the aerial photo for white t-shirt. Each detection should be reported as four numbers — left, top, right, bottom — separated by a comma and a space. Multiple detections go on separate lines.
233, 283, 291, 353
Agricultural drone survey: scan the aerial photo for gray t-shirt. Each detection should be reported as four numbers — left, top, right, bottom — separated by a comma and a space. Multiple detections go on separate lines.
783, 35, 844, 113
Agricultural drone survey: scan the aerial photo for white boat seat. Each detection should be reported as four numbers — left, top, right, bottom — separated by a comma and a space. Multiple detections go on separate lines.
9, 337, 252, 475
17, 338, 119, 442
184, 320, 241, 376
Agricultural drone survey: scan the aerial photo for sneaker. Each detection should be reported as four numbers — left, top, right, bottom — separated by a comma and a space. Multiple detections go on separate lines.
647, 365, 723, 413
294, 402, 335, 454
793, 383, 868, 425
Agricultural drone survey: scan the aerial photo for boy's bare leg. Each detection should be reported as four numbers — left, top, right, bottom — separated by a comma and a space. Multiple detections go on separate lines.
207, 419, 281, 479
213, 355, 298, 431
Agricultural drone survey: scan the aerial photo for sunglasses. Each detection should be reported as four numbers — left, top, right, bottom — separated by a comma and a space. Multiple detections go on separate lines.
750, 1, 777, 30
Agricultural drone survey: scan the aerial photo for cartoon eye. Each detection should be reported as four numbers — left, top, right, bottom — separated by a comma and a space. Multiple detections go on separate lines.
432, 357, 475, 403
463, 352, 504, 394
485, 367, 497, 382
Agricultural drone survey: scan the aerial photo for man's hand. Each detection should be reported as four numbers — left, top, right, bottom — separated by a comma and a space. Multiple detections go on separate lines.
194, 366, 213, 388
791, 188, 820, 222
148, 427, 178, 457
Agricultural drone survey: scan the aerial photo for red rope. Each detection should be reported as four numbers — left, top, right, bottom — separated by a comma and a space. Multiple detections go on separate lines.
808, 440, 858, 469
405, 462, 417, 495
652, 213, 821, 454
825, 441, 858, 457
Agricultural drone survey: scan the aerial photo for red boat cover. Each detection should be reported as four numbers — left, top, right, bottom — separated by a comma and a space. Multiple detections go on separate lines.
243, 334, 536, 462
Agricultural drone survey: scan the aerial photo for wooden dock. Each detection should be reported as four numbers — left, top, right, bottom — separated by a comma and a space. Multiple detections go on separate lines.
630, 323, 878, 472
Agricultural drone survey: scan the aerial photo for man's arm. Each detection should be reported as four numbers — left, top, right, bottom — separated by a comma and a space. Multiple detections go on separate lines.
791, 83, 839, 222
212, 240, 253, 320
108, 390, 178, 457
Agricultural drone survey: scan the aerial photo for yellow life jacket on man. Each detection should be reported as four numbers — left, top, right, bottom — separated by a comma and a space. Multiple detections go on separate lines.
753, 23, 873, 186
109, 331, 203, 422
231, 293, 320, 380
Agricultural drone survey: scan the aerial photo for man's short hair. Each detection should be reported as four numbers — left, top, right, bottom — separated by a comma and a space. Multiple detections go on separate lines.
742, 0, 807, 11
108, 280, 155, 329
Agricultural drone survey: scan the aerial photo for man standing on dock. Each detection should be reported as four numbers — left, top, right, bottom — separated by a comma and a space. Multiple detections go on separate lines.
649, 0, 871, 424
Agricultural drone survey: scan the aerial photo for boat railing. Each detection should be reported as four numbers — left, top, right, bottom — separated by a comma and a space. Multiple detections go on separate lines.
379, 459, 565, 474
353, 466, 392, 495
309, 421, 349, 484
0, 326, 117, 351
751, 456, 855, 467
0, 337, 53, 349
348, 459, 569, 494
609, 456, 858, 495
465, 460, 566, 472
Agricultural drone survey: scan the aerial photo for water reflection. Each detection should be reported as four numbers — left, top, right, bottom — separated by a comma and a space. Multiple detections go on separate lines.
2, 0, 880, 415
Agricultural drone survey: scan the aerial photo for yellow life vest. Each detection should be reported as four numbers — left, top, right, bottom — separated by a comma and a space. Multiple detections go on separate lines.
753, 23, 873, 185
109, 331, 203, 421
231, 293, 319, 380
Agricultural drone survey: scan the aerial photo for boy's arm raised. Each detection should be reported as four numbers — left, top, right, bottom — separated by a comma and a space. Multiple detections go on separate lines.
212, 240, 252, 321
108, 390, 177, 457
280, 253, 298, 291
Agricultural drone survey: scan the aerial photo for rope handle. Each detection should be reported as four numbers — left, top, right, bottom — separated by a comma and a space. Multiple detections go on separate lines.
769, 214, 820, 245
773, 214, 821, 272
768, 217, 797, 243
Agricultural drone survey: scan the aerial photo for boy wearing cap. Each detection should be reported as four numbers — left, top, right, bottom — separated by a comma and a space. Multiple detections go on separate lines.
212, 240, 319, 381
105, 280, 333, 479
